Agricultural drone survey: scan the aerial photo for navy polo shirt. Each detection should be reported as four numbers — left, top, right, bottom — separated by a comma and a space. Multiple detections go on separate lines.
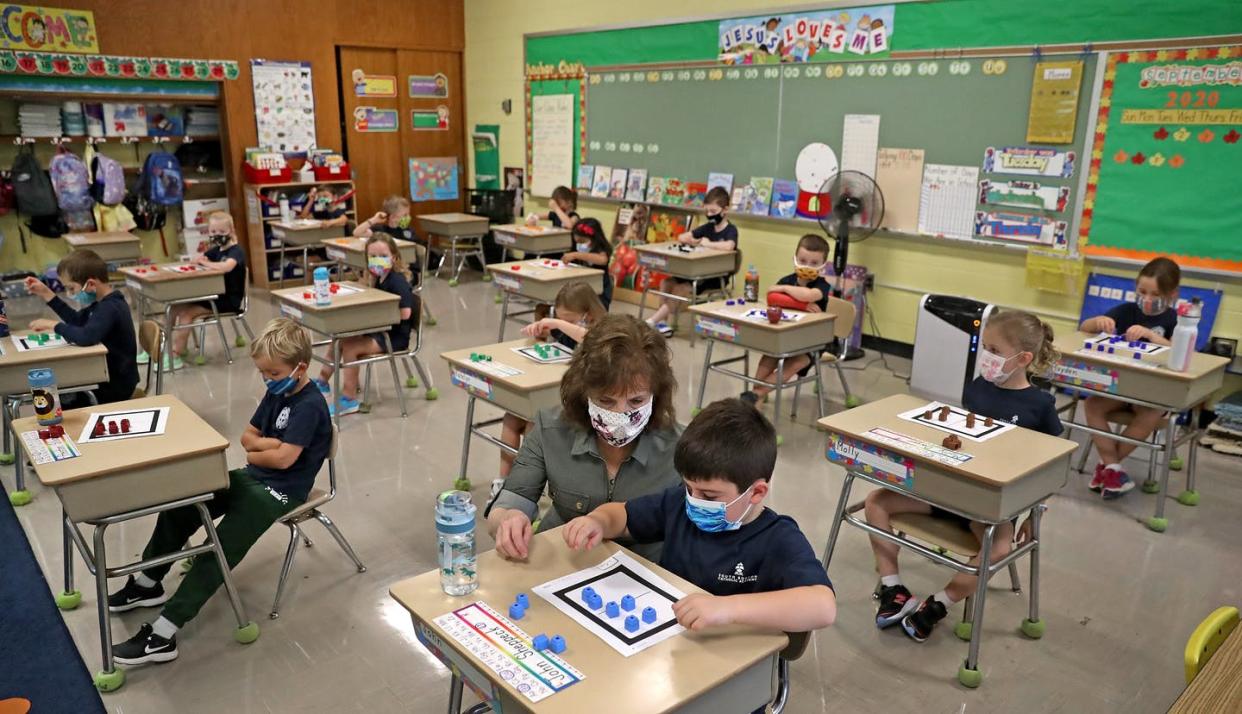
1104, 302, 1177, 340
962, 377, 1063, 436
246, 383, 332, 502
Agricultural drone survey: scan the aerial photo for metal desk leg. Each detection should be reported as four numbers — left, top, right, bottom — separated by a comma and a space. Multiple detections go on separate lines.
772, 357, 786, 443
331, 338, 343, 431
814, 360, 827, 419
695, 339, 714, 413
1021, 506, 1046, 639
91, 523, 123, 691
195, 501, 255, 634
455, 396, 477, 491
497, 292, 511, 342
58, 510, 82, 609
638, 285, 651, 322
154, 302, 177, 394
1148, 416, 1178, 532
11, 432, 30, 506
447, 673, 465, 714
2, 395, 12, 460
1178, 407, 1202, 506
821, 473, 856, 572
959, 523, 996, 688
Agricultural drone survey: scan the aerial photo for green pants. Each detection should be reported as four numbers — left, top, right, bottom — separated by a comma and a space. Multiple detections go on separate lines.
142, 468, 302, 627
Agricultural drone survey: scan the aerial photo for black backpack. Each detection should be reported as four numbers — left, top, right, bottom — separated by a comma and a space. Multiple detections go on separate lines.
11, 149, 58, 217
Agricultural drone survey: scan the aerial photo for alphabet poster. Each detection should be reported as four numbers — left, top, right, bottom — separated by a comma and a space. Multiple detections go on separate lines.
251, 59, 316, 154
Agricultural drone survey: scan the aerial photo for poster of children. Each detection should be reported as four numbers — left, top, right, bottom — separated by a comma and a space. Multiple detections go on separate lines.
409, 157, 459, 202
717, 5, 894, 64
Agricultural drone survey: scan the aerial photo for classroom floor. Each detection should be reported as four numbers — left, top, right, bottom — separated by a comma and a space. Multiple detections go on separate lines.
4, 273, 1241, 714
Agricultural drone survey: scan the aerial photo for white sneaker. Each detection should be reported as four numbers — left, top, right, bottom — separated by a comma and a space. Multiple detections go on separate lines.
489, 479, 505, 500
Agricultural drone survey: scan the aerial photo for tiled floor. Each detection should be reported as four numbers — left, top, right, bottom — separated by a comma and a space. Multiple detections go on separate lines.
4, 274, 1241, 713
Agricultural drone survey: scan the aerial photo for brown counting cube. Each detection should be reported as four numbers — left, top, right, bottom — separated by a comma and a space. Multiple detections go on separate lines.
938, 405, 950, 421
922, 410, 932, 419
966, 413, 976, 428
941, 434, 962, 450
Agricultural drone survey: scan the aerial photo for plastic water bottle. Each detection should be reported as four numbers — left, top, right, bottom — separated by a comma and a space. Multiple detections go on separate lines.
312, 267, 331, 306
0, 296, 9, 337
28, 368, 62, 426
278, 193, 291, 223
744, 263, 759, 302
436, 490, 478, 596
1167, 297, 1201, 373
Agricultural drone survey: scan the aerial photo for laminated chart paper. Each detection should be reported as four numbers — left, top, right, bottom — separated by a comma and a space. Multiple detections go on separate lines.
918, 164, 979, 240
1027, 61, 1084, 144
530, 94, 575, 197
875, 148, 925, 234
841, 114, 881, 178
251, 60, 316, 154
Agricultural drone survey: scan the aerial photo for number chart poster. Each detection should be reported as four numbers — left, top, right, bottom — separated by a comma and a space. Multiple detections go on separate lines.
1082, 47, 1242, 272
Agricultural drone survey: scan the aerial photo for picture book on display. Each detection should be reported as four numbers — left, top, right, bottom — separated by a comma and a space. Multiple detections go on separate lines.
608, 168, 629, 199
646, 177, 667, 204
577, 164, 595, 191
683, 181, 708, 208
625, 169, 648, 202
663, 178, 685, 206
647, 209, 693, 244
729, 183, 750, 212
707, 172, 733, 195
770, 179, 798, 218
591, 166, 612, 197
749, 177, 774, 216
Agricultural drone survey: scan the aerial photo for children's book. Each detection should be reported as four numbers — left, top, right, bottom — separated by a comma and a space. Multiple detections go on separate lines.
749, 177, 774, 216
608, 167, 629, 200
663, 178, 685, 206
729, 184, 749, 212
707, 172, 734, 195
577, 164, 595, 191
646, 209, 693, 244
769, 179, 798, 218
625, 169, 648, 202
646, 176, 667, 204
683, 181, 708, 208
591, 166, 612, 197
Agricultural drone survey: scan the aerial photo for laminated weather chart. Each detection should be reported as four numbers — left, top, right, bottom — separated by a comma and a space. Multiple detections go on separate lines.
534, 551, 687, 657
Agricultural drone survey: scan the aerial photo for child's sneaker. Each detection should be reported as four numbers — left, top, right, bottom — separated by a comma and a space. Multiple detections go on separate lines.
654, 322, 674, 337
901, 596, 949, 642
312, 378, 331, 394
489, 478, 506, 500
160, 353, 184, 371
136, 350, 150, 365
1101, 467, 1134, 500
739, 391, 759, 406
112, 623, 178, 665
1088, 463, 1107, 492
329, 395, 361, 417
875, 584, 919, 629
107, 576, 168, 613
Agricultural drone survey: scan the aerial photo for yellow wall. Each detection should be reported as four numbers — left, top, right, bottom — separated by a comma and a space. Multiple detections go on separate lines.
464, 0, 1241, 390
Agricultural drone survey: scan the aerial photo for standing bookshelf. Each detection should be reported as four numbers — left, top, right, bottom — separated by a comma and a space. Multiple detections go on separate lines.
244, 180, 357, 288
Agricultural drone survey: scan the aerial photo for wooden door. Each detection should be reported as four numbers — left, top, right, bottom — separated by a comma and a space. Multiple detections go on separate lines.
337, 46, 403, 221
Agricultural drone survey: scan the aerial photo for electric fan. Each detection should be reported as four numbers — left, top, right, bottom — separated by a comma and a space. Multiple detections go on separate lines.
816, 171, 885, 295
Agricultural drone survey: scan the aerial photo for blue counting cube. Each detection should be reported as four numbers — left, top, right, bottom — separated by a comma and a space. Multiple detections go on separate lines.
515, 593, 529, 608
581, 586, 597, 604
738, 298, 746, 305
642, 606, 657, 624
1108, 347, 1115, 354
1084, 340, 1092, 349
624, 615, 640, 632
533, 634, 549, 651
1133, 352, 1142, 359
509, 602, 526, 620
605, 601, 620, 618
587, 593, 603, 610
620, 595, 636, 611
550, 635, 566, 654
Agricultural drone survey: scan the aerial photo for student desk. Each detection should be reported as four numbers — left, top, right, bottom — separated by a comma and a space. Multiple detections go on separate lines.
64, 231, 141, 264
486, 260, 604, 341
10, 395, 256, 692
1170, 624, 1242, 713
417, 212, 491, 287
320, 235, 436, 326
120, 262, 227, 395
271, 282, 401, 429
633, 243, 738, 327
1051, 331, 1228, 532
490, 223, 572, 261
270, 219, 340, 286
0, 333, 108, 505
390, 528, 788, 714
688, 299, 835, 439
818, 394, 1075, 687
441, 339, 566, 490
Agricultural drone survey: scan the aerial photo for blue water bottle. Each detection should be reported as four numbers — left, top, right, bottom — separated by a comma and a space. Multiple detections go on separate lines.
436, 490, 478, 596
312, 266, 331, 306
0, 296, 9, 337
28, 368, 62, 426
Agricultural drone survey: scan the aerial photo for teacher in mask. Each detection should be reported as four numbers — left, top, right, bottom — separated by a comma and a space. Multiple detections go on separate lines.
486, 315, 682, 561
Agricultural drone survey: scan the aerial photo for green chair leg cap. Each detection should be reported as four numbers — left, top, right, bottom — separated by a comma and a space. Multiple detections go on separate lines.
448, 279, 459, 288
424, 387, 439, 401
235, 336, 247, 347
957, 665, 983, 688
481, 274, 492, 282
1140, 479, 1161, 494
0, 452, 14, 465
690, 407, 702, 417
493, 293, 503, 304
953, 621, 973, 641
55, 590, 82, 610
181, 557, 194, 573
426, 317, 438, 327
194, 355, 207, 366
405, 376, 419, 389
776, 434, 784, 447
94, 669, 125, 692
358, 402, 373, 414
234, 621, 260, 644
845, 395, 862, 409
1020, 618, 1046, 639
454, 477, 472, 491
1145, 516, 1168, 533
1176, 490, 1200, 506
813, 384, 819, 395
1169, 456, 1184, 471
9, 490, 32, 507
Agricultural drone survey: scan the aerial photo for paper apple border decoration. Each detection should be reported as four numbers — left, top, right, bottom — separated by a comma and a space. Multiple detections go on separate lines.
0, 51, 238, 81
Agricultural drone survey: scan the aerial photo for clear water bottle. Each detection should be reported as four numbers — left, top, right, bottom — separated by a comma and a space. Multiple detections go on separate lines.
278, 192, 292, 223
312, 267, 331, 306
436, 490, 478, 596
1167, 297, 1201, 373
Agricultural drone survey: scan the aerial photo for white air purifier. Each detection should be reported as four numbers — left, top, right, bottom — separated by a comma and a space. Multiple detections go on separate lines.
910, 295, 997, 406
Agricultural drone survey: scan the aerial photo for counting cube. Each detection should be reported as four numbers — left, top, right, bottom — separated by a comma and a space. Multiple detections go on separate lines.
620, 595, 635, 611
532, 633, 549, 651
624, 615, 640, 632
642, 606, 657, 624
605, 601, 620, 618
107, 421, 118, 435
511, 265, 521, 270
549, 635, 566, 654
508, 602, 526, 620
329, 283, 340, 293
49, 424, 64, 438
515, 593, 529, 608
581, 586, 597, 604
38, 428, 50, 440
120, 419, 131, 433
302, 291, 312, 299
738, 298, 746, 305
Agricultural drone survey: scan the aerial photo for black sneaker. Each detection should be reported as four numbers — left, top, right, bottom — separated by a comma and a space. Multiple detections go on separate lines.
107, 576, 168, 613
901, 596, 949, 642
739, 391, 759, 406
875, 584, 919, 629
113, 623, 178, 665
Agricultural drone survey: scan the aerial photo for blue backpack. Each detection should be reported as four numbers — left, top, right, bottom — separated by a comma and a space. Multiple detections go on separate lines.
139, 150, 183, 206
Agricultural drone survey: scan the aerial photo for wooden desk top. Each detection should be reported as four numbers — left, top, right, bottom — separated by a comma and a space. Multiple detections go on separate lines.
418, 212, 489, 224
442, 338, 569, 392
11, 394, 227, 487
389, 528, 787, 714
118, 262, 225, 284
689, 299, 835, 333
0, 332, 107, 371
486, 260, 604, 283
633, 242, 738, 261
1170, 625, 1242, 713
491, 223, 572, 237
817, 394, 1076, 486
270, 281, 398, 313
321, 236, 417, 252
1055, 331, 1229, 382
64, 231, 139, 246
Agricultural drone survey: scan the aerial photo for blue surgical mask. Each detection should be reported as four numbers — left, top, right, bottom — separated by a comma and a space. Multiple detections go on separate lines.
263, 364, 304, 396
73, 289, 96, 306
684, 485, 755, 533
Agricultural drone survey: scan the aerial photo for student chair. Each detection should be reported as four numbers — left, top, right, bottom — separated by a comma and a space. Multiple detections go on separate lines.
768, 631, 811, 713
791, 296, 860, 410
1184, 606, 1239, 683
357, 304, 439, 410
135, 320, 164, 397
269, 425, 366, 619
189, 269, 257, 362
1070, 405, 1198, 504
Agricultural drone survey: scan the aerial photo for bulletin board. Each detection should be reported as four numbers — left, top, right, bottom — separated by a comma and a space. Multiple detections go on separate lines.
1080, 46, 1242, 273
